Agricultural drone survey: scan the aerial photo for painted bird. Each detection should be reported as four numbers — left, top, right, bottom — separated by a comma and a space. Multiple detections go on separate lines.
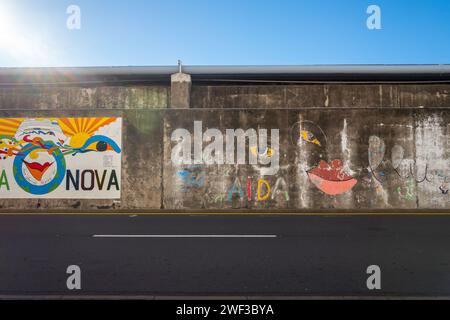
301, 130, 321, 146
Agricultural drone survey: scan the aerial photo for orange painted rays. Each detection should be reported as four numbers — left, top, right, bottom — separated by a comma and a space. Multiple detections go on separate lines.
57, 117, 117, 148
58, 118, 117, 137
0, 117, 117, 148
0, 118, 23, 137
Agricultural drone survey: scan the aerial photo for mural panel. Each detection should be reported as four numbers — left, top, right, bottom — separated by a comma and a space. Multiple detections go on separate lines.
0, 117, 122, 199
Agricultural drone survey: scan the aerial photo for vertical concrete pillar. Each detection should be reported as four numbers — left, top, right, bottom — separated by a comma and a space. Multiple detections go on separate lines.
170, 72, 191, 108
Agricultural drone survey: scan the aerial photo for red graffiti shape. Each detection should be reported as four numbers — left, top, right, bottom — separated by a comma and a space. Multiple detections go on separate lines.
307, 160, 357, 195
22, 160, 54, 181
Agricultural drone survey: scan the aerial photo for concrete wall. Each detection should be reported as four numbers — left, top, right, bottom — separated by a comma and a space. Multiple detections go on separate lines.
0, 83, 449, 212
163, 109, 450, 211
0, 85, 169, 110
191, 84, 450, 108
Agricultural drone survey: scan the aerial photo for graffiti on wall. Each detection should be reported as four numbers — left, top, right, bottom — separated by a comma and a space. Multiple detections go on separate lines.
226, 176, 290, 203
290, 120, 327, 148
307, 160, 358, 196
177, 165, 206, 193
0, 117, 122, 198
440, 184, 449, 195
368, 134, 449, 199
168, 116, 450, 208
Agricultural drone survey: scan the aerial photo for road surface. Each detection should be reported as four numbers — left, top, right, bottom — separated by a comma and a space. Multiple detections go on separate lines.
0, 214, 450, 298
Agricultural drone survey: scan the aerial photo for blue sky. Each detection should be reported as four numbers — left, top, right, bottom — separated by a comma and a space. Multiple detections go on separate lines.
0, 0, 449, 67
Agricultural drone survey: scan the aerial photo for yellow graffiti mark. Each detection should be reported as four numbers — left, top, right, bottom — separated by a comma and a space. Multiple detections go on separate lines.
29, 149, 40, 160
300, 130, 321, 146
250, 146, 274, 158
69, 132, 91, 148
257, 179, 271, 201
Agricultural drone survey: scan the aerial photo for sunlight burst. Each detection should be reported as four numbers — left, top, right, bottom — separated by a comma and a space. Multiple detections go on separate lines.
0, 3, 53, 66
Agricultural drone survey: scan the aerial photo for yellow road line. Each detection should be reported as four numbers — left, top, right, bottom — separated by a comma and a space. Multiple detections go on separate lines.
0, 211, 450, 216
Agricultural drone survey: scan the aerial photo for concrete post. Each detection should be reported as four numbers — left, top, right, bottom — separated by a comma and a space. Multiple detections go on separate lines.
170, 72, 191, 108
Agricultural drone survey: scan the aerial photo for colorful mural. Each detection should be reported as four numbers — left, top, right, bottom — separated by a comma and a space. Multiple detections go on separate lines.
0, 117, 122, 198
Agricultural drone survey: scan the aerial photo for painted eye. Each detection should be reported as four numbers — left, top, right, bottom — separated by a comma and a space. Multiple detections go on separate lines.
83, 136, 121, 153
258, 147, 268, 155
250, 146, 274, 158
260, 147, 274, 157
96, 141, 108, 152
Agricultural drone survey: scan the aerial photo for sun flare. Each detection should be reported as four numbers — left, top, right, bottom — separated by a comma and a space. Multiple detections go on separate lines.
0, 3, 53, 66
0, 4, 24, 50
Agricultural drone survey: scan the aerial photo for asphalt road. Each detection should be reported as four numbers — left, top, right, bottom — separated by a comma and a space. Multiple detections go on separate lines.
1, 214, 450, 298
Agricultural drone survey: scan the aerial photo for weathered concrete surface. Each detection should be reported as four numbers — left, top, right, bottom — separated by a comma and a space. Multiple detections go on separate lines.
170, 73, 191, 108
1, 83, 449, 111
0, 82, 449, 212
0, 85, 170, 110
191, 84, 450, 108
163, 109, 450, 210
